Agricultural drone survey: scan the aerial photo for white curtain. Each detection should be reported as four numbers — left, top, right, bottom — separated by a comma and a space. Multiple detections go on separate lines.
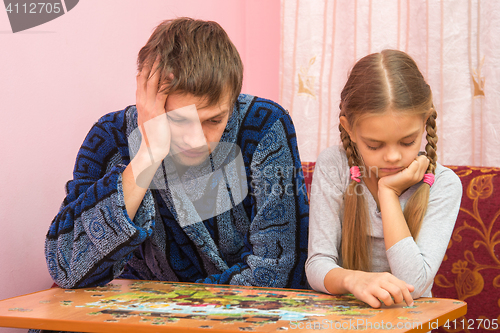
280, 0, 500, 167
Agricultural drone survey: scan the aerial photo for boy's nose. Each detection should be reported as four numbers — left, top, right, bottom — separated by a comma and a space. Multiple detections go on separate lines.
182, 124, 206, 149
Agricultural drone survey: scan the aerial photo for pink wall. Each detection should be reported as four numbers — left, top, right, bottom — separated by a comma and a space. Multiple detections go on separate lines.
0, 1, 279, 332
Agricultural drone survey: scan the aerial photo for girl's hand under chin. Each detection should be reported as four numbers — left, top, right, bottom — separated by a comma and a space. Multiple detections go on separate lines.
378, 155, 430, 196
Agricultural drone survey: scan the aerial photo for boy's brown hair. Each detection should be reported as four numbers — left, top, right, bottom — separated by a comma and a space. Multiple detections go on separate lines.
137, 17, 243, 107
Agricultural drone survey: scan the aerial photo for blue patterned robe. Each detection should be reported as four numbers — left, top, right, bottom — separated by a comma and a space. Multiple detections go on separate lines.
45, 94, 309, 290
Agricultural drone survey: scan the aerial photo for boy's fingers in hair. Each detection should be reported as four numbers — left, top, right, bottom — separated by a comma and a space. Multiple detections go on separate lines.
154, 73, 175, 116
137, 57, 156, 89
148, 55, 161, 79
146, 57, 162, 108
154, 86, 168, 115
135, 76, 143, 113
136, 67, 150, 114
136, 58, 159, 115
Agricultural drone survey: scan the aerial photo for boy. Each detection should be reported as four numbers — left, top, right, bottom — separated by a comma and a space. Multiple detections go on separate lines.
45, 17, 309, 290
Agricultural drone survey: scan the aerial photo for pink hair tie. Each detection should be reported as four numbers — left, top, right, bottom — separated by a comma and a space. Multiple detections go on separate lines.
423, 173, 435, 187
350, 166, 361, 183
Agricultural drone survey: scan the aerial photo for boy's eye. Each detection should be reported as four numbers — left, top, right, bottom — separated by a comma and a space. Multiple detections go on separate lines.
168, 116, 187, 124
167, 115, 179, 121
208, 119, 222, 124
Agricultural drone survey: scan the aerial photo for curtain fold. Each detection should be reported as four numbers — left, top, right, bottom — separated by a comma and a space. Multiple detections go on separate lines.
281, 0, 500, 167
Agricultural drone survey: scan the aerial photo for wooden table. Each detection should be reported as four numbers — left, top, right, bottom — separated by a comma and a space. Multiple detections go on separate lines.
0, 279, 466, 332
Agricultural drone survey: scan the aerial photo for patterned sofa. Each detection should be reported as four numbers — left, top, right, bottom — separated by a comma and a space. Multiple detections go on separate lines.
301, 163, 500, 332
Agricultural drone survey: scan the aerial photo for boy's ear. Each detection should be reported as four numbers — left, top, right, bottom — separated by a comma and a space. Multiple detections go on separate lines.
339, 116, 356, 143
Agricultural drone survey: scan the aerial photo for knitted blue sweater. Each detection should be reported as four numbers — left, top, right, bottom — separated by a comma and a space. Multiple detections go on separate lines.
45, 94, 309, 290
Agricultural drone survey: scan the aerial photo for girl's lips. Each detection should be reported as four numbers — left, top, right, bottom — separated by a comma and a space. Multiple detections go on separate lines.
379, 167, 403, 172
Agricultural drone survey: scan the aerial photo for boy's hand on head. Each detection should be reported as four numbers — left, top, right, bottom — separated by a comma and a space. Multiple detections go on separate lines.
136, 57, 172, 162
346, 271, 414, 308
378, 155, 429, 196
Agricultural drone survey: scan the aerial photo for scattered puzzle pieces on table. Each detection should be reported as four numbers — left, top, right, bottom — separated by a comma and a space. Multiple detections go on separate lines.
8, 280, 462, 332
8, 308, 33, 312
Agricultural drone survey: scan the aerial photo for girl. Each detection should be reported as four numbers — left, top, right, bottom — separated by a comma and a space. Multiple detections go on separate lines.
305, 49, 462, 308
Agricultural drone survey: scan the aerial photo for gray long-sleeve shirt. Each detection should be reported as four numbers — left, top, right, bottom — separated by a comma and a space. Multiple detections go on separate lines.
305, 146, 462, 298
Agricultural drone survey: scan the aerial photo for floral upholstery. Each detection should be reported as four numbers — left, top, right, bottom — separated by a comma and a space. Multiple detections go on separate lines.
432, 166, 500, 332
301, 163, 500, 332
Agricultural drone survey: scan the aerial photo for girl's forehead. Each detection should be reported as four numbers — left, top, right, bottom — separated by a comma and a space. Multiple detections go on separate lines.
355, 108, 426, 126
355, 112, 425, 138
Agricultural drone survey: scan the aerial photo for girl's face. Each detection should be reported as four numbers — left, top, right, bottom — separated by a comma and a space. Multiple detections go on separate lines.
341, 110, 427, 179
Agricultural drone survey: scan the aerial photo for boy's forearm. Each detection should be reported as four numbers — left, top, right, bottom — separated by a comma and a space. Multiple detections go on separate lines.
123, 148, 162, 220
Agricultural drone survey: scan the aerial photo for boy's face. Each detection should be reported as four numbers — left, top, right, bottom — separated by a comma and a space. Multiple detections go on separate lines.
165, 92, 232, 168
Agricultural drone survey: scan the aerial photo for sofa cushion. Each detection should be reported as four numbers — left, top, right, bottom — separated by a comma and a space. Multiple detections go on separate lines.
432, 166, 500, 332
